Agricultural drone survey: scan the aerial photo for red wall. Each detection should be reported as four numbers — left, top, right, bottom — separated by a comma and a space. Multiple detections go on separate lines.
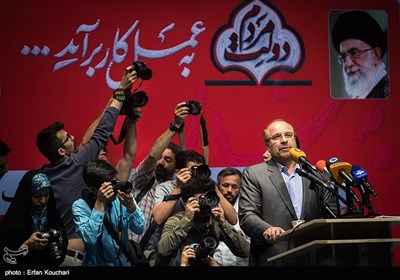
1, 0, 400, 265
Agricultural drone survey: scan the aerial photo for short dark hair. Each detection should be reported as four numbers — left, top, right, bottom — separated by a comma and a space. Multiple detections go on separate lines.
216, 167, 242, 184
82, 159, 118, 189
167, 142, 183, 160
36, 122, 65, 162
181, 177, 216, 203
0, 140, 11, 157
175, 150, 205, 170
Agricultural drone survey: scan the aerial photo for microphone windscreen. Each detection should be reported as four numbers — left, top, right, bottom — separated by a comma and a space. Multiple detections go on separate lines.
289, 148, 306, 163
315, 160, 326, 174
326, 157, 352, 185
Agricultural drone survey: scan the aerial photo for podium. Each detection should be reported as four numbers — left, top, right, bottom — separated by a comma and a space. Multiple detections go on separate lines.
267, 217, 400, 266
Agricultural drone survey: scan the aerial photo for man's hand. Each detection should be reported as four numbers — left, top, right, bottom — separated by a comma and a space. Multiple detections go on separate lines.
184, 197, 199, 222
118, 191, 136, 213
119, 66, 138, 90
263, 226, 285, 244
211, 203, 225, 225
175, 168, 192, 190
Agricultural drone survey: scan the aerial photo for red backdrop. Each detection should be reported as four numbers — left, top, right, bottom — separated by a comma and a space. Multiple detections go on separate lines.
1, 0, 400, 265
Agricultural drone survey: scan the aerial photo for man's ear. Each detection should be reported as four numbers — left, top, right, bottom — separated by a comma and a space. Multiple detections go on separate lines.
57, 147, 67, 157
373, 47, 382, 62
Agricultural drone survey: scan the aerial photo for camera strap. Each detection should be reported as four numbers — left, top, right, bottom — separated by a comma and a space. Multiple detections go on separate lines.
109, 117, 128, 145
103, 215, 130, 259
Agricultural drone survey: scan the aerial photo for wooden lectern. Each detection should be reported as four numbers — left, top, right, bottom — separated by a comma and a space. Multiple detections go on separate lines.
267, 217, 400, 266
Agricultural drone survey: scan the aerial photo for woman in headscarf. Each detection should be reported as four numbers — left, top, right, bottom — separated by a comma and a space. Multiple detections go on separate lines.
0, 169, 68, 266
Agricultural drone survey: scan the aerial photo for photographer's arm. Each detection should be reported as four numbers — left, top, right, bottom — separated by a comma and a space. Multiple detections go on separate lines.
80, 98, 113, 148
80, 66, 137, 147
116, 110, 141, 181
215, 188, 238, 225
142, 102, 188, 175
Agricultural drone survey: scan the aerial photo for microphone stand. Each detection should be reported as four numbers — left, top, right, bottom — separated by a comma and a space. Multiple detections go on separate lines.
297, 168, 340, 218
357, 185, 380, 217
341, 182, 363, 218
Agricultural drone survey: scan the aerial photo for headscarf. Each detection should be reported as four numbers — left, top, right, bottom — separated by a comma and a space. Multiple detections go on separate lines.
0, 169, 67, 266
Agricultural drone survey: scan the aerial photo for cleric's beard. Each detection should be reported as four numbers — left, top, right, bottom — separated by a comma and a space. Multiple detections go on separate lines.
343, 60, 377, 98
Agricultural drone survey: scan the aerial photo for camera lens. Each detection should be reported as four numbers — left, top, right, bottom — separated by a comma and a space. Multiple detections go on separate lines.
186, 100, 202, 115
190, 164, 211, 180
195, 234, 218, 260
131, 91, 149, 107
112, 180, 133, 194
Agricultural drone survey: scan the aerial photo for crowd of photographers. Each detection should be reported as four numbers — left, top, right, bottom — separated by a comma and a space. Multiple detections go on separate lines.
0, 63, 251, 267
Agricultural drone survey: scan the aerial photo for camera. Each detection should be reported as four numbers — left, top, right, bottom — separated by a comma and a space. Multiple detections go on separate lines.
190, 234, 218, 262
130, 61, 152, 80
186, 100, 202, 115
111, 180, 133, 194
120, 90, 149, 117
197, 190, 220, 209
190, 164, 211, 180
37, 228, 63, 259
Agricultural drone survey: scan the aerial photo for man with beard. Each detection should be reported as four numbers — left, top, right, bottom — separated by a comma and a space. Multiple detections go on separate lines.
331, 10, 389, 99
213, 167, 250, 266
128, 102, 190, 243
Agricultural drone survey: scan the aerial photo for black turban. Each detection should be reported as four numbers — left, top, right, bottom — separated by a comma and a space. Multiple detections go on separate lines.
331, 10, 386, 57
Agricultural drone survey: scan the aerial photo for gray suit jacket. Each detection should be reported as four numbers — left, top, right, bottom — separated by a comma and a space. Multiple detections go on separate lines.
238, 160, 338, 266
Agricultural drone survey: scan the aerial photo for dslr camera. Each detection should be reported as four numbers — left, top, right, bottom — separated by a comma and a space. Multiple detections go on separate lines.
111, 180, 133, 194
185, 100, 202, 115
37, 228, 64, 259
130, 61, 153, 80
190, 234, 218, 264
120, 90, 149, 117
190, 164, 211, 180
197, 190, 220, 209
120, 60, 152, 117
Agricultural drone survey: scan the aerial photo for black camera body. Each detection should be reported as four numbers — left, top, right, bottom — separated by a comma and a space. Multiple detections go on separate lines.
190, 234, 218, 265
190, 164, 211, 180
111, 180, 133, 194
120, 90, 149, 117
37, 228, 63, 259
197, 190, 220, 209
131, 61, 152, 80
186, 100, 202, 115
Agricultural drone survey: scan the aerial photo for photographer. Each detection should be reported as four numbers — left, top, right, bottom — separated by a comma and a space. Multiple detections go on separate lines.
0, 170, 68, 267
157, 178, 249, 266
72, 159, 145, 266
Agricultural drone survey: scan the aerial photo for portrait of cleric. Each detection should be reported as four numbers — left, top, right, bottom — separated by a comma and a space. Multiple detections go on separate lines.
329, 10, 389, 99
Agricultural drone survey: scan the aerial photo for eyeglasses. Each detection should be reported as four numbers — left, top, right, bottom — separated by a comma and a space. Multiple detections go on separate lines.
337, 48, 373, 64
57, 134, 72, 150
265, 132, 295, 143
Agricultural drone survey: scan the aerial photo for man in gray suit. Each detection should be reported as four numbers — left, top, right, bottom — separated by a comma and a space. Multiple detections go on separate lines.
238, 119, 338, 266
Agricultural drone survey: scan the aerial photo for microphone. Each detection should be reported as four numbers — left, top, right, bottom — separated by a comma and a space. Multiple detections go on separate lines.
317, 159, 361, 204
326, 157, 354, 186
296, 168, 329, 188
351, 164, 378, 198
316, 160, 330, 176
297, 167, 348, 206
289, 148, 317, 172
